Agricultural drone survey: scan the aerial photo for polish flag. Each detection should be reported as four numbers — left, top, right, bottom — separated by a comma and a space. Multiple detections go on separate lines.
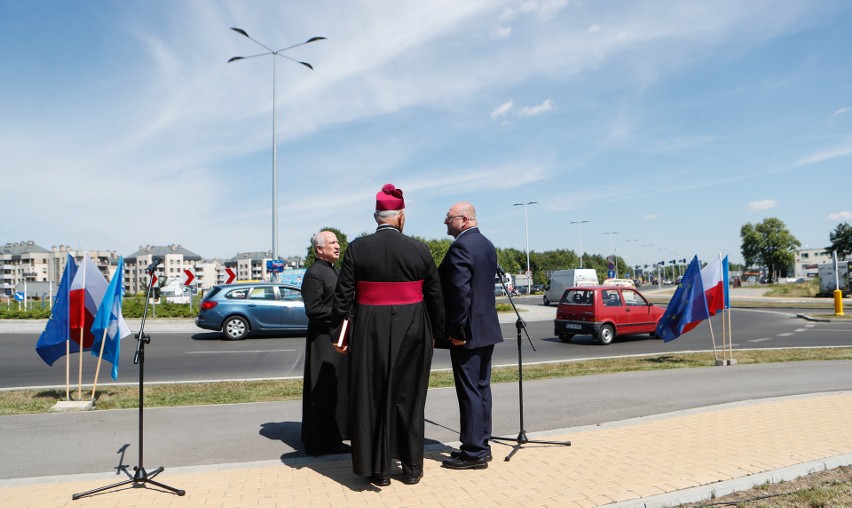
69, 254, 108, 349
700, 254, 728, 316
680, 254, 729, 335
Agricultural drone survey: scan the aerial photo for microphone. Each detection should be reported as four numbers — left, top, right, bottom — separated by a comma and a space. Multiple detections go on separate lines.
496, 265, 506, 277
146, 257, 162, 273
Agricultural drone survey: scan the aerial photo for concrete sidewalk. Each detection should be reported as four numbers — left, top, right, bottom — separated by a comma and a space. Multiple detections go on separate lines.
1, 391, 850, 507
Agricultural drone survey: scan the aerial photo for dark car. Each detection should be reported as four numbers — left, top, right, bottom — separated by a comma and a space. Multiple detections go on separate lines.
531, 284, 545, 294
195, 283, 308, 340
553, 285, 664, 345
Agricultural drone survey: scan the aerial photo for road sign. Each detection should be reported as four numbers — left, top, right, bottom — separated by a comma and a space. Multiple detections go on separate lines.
183, 269, 195, 286
14, 292, 24, 302
225, 268, 236, 284
607, 270, 615, 278
525, 270, 532, 278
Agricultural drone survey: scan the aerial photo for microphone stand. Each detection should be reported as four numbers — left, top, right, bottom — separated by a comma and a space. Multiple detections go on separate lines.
490, 266, 571, 461
73, 261, 185, 500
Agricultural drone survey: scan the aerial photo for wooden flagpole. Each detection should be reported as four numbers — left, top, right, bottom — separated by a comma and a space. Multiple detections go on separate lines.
727, 303, 734, 361
707, 315, 718, 363
91, 329, 109, 402
66, 339, 70, 401
77, 253, 86, 400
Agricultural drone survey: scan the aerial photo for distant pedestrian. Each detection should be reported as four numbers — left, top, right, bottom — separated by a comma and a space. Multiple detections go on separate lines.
437, 201, 503, 470
301, 230, 349, 455
333, 184, 444, 486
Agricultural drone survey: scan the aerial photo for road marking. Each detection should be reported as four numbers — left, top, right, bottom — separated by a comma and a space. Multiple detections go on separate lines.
777, 333, 794, 337
794, 328, 808, 332
185, 349, 298, 354
749, 338, 772, 343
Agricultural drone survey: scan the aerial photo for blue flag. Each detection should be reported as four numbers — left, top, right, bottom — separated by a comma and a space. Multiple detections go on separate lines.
36, 254, 78, 365
656, 255, 709, 342
90, 257, 131, 380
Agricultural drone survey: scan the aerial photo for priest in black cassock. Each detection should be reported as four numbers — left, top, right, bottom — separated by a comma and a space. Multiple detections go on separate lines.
332, 184, 444, 487
301, 230, 349, 455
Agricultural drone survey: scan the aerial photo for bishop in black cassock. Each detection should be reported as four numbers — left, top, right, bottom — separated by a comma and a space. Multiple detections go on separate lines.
333, 184, 444, 486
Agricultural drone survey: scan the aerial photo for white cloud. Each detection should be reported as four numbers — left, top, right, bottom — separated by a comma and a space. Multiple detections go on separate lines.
491, 100, 514, 119
520, 0, 569, 20
793, 139, 852, 166
830, 107, 849, 119
828, 211, 852, 221
519, 99, 556, 116
747, 200, 778, 211
492, 25, 513, 38
644, 214, 659, 220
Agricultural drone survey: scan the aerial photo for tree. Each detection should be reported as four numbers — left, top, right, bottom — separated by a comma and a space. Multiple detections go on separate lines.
412, 237, 452, 267
828, 222, 852, 259
304, 227, 348, 269
739, 218, 801, 279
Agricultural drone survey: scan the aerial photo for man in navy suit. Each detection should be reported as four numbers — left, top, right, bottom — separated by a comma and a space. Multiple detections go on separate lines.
437, 201, 504, 470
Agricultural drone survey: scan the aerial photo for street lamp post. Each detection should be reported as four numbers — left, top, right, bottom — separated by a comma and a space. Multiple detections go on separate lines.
626, 239, 638, 279
642, 244, 653, 280
604, 231, 619, 278
513, 202, 538, 282
570, 220, 589, 268
228, 28, 326, 280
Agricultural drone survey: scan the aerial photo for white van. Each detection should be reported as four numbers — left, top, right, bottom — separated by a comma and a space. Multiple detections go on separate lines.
543, 269, 599, 306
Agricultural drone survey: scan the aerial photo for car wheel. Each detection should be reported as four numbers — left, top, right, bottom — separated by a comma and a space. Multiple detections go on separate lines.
558, 333, 574, 343
223, 316, 249, 340
597, 324, 615, 345
543, 296, 550, 306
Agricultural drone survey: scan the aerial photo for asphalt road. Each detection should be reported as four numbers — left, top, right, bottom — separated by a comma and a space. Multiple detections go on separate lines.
1, 306, 850, 389
1, 361, 850, 480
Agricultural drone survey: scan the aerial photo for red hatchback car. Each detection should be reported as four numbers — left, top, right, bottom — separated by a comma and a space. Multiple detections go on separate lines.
554, 286, 665, 345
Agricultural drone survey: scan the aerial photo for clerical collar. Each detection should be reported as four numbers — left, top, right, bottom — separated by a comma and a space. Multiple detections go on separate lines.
376, 224, 400, 233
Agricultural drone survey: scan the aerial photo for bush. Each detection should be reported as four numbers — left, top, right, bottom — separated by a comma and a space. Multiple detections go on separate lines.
0, 307, 51, 319
0, 297, 200, 320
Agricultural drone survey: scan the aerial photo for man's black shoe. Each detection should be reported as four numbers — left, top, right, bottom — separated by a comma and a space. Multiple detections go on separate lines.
401, 472, 423, 485
450, 451, 492, 462
441, 457, 488, 470
368, 474, 390, 487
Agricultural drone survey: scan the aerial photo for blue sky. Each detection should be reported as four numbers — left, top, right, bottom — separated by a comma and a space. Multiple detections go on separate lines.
2, 0, 851, 267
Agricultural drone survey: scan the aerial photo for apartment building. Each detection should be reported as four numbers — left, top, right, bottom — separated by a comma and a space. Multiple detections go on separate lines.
125, 244, 202, 294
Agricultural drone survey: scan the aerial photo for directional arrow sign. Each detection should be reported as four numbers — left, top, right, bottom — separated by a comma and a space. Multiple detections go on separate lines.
225, 268, 236, 284
183, 269, 195, 286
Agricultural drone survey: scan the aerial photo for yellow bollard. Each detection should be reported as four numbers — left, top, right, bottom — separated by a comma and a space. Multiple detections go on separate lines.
835, 289, 845, 317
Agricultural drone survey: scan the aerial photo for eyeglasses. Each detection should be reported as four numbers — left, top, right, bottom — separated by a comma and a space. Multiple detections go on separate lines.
444, 215, 466, 224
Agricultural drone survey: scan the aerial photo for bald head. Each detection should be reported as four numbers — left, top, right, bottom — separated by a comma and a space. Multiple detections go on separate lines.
444, 201, 478, 238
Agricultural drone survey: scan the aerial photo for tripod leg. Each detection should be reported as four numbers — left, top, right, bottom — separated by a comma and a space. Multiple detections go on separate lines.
145, 477, 186, 496
72, 478, 134, 500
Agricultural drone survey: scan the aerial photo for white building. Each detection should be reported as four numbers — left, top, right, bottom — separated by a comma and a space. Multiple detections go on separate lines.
794, 248, 834, 279
1, 241, 50, 295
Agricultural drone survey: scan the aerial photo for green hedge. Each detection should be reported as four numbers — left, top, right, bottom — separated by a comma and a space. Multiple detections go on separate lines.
0, 296, 201, 320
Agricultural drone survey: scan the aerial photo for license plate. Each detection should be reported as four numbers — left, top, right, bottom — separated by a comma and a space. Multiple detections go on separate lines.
565, 323, 582, 330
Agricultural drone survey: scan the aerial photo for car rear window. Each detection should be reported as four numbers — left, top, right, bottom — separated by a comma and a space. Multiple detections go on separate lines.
561, 289, 594, 305
225, 288, 250, 299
